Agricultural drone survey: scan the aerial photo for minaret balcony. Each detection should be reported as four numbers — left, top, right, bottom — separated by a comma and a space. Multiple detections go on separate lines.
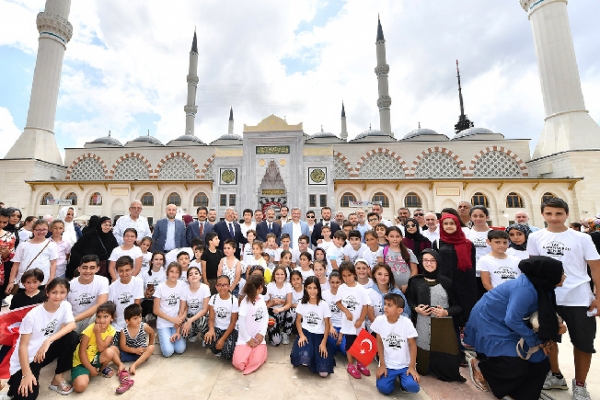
374, 64, 389, 75
377, 96, 391, 109
37, 12, 73, 44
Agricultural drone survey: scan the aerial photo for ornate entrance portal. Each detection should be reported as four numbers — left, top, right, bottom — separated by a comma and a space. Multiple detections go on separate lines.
258, 159, 287, 213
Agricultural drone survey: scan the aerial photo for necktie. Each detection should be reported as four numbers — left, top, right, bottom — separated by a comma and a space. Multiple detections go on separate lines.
199, 222, 204, 237
228, 223, 234, 238
268, 223, 272, 232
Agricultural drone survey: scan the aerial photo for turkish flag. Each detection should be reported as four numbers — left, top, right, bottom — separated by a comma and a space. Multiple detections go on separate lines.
0, 305, 38, 379
348, 328, 377, 366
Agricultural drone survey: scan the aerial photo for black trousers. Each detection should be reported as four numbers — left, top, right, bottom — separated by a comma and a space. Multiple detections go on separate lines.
7, 330, 79, 400
478, 354, 550, 400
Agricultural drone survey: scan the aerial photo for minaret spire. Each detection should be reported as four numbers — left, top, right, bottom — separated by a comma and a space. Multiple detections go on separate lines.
375, 16, 392, 137
184, 30, 199, 135
5, 0, 73, 164
340, 102, 348, 140
228, 106, 234, 134
454, 60, 474, 134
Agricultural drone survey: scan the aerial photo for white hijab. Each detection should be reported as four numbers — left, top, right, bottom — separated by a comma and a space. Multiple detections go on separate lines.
56, 206, 77, 245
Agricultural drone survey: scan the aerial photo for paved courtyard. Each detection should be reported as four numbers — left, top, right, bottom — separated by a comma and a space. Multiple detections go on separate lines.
3, 329, 598, 400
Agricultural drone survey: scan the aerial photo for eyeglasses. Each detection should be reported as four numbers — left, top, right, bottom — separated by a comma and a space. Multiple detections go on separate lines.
414, 213, 424, 217
422, 259, 437, 264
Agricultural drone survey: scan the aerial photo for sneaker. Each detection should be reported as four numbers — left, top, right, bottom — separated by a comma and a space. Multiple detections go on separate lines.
346, 364, 361, 379
1, 300, 8, 308
0, 394, 13, 400
282, 333, 290, 345
188, 335, 198, 343
543, 372, 568, 390
468, 358, 490, 392
356, 362, 371, 376
572, 379, 591, 400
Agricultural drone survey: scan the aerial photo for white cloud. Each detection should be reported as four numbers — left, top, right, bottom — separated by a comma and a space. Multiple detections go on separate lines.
1, 0, 599, 153
0, 107, 21, 158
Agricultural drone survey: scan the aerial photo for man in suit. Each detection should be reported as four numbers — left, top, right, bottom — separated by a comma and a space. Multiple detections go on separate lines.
152, 204, 186, 253
256, 207, 281, 244
275, 205, 290, 226
281, 207, 310, 248
186, 206, 214, 245
311, 206, 341, 247
212, 207, 247, 258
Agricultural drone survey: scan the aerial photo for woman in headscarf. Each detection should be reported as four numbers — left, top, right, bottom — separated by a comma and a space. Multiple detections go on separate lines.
81, 215, 99, 235
56, 206, 82, 246
402, 217, 431, 273
4, 207, 22, 236
464, 256, 566, 400
66, 216, 118, 279
0, 208, 18, 306
406, 249, 464, 382
505, 223, 532, 260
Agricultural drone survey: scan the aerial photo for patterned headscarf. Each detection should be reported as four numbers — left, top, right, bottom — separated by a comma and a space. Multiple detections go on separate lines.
586, 216, 600, 232
505, 223, 532, 251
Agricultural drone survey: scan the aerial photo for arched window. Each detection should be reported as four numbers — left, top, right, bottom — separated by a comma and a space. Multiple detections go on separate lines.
40, 192, 54, 205
471, 192, 489, 207
89, 192, 102, 205
506, 192, 524, 208
167, 192, 181, 206
404, 192, 422, 208
541, 192, 557, 204
340, 192, 356, 208
65, 192, 77, 206
193, 192, 209, 207
141, 192, 154, 207
372, 192, 389, 208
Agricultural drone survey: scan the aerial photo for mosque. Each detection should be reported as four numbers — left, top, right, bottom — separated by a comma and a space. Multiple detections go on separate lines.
1, 0, 600, 228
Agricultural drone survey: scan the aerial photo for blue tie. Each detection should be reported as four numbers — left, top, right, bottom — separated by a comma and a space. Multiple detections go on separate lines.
228, 223, 234, 238
268, 223, 272, 233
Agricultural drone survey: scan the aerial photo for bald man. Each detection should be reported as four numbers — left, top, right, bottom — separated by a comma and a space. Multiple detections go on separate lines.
152, 204, 186, 253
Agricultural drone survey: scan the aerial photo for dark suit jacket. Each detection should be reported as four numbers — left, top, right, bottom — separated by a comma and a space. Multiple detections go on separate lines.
152, 218, 186, 253
213, 220, 247, 258
256, 221, 281, 244
186, 220, 214, 245
311, 221, 341, 247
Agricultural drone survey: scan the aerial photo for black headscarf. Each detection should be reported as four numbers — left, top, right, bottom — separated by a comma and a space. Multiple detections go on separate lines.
505, 223, 532, 251
82, 215, 100, 235
4, 207, 21, 233
419, 248, 440, 280
404, 218, 429, 252
519, 256, 563, 342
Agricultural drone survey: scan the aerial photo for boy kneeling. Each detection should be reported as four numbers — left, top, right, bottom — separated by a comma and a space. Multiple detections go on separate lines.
371, 294, 420, 395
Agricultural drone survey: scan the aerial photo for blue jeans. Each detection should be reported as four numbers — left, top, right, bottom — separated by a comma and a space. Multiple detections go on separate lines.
157, 327, 186, 357
376, 367, 420, 395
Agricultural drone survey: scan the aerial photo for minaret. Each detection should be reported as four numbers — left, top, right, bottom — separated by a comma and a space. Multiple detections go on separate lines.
5, 0, 73, 165
375, 17, 392, 137
340, 102, 348, 140
454, 60, 474, 134
184, 30, 199, 135
521, 0, 600, 158
228, 107, 234, 134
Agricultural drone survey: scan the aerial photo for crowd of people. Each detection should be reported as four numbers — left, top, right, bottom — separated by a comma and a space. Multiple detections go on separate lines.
0, 197, 598, 399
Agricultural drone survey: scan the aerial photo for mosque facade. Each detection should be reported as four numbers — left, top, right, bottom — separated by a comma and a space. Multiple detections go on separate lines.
1, 0, 600, 228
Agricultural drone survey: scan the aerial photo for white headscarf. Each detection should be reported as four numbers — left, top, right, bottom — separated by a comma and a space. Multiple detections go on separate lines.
56, 206, 77, 245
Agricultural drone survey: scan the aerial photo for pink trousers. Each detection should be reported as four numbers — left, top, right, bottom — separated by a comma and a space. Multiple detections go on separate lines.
232, 344, 268, 375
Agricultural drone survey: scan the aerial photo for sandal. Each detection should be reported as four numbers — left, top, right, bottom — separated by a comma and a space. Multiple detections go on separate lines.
357, 361, 371, 376
101, 366, 114, 378
347, 364, 361, 379
48, 380, 74, 395
116, 370, 134, 394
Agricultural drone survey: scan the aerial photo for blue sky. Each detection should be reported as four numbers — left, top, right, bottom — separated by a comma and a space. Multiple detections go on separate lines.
1, 0, 599, 158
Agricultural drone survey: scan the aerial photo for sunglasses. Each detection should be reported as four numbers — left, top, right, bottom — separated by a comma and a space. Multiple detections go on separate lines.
413, 213, 424, 217
405, 224, 417, 228
306, 215, 315, 218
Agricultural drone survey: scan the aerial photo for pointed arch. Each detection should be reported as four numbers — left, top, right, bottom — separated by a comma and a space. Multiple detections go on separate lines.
332, 151, 352, 179
156, 152, 200, 180
200, 154, 216, 180
67, 154, 108, 180
110, 153, 152, 179
469, 146, 528, 177
408, 147, 465, 178
356, 148, 407, 179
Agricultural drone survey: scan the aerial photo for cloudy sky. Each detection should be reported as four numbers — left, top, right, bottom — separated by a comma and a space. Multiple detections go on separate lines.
1, 0, 599, 159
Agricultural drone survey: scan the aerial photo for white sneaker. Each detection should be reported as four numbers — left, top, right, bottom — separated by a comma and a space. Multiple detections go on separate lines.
282, 333, 290, 345
188, 335, 198, 343
0, 394, 13, 400
543, 372, 568, 390
572, 379, 591, 400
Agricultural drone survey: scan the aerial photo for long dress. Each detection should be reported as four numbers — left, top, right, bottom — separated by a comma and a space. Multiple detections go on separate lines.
406, 275, 465, 382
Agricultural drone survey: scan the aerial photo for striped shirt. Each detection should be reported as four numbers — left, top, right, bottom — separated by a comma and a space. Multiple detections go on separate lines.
123, 321, 147, 349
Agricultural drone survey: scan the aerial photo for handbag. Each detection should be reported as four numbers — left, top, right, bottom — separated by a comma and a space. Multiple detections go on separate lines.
12, 240, 51, 295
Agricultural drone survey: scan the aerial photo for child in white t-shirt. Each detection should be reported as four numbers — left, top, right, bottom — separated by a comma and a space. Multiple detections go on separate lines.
108, 256, 144, 336
68, 255, 110, 333
139, 237, 153, 275
371, 293, 420, 395
326, 231, 347, 274
505, 224, 531, 260
295, 252, 315, 283
322, 271, 345, 356
50, 220, 71, 279
355, 258, 374, 289
336, 261, 371, 379
265, 266, 293, 346
204, 275, 239, 360
317, 225, 334, 253
313, 260, 330, 291
344, 230, 368, 264
108, 228, 143, 281
290, 276, 335, 377
180, 266, 211, 343
140, 252, 166, 320
479, 230, 521, 291
153, 262, 187, 357
362, 230, 383, 269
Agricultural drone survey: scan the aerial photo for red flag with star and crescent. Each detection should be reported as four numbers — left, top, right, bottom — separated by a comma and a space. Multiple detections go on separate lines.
0, 305, 38, 379
348, 328, 377, 366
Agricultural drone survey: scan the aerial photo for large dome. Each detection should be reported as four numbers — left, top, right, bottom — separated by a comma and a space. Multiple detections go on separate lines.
403, 127, 440, 140
167, 134, 206, 145
90, 135, 122, 146
351, 127, 394, 142
131, 135, 163, 145
453, 127, 494, 139
214, 133, 242, 141
307, 128, 341, 140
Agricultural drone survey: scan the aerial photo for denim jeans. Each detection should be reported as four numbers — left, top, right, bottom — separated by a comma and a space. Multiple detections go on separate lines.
157, 327, 186, 357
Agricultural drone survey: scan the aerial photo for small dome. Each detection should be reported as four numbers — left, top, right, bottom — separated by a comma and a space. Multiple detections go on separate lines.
90, 135, 122, 146
308, 127, 339, 140
216, 133, 242, 141
403, 127, 440, 140
454, 127, 494, 139
351, 128, 393, 141
167, 134, 206, 145
131, 135, 163, 145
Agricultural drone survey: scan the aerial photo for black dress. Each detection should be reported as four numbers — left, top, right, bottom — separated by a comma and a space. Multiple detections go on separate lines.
66, 228, 118, 279
406, 275, 465, 382
433, 240, 478, 326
